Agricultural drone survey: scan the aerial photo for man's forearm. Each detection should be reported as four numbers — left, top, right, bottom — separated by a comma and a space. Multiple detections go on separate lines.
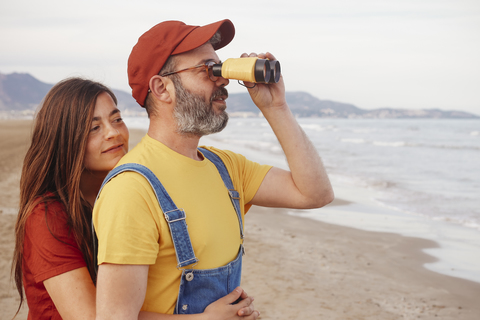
262, 104, 334, 207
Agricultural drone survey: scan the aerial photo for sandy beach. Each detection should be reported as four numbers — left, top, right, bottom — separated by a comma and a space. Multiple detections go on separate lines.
1, 119, 480, 319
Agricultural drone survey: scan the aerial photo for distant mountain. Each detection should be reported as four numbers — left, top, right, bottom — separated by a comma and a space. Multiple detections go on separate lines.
0, 72, 52, 111
227, 91, 479, 119
0, 72, 141, 116
227, 91, 366, 118
1, 72, 478, 119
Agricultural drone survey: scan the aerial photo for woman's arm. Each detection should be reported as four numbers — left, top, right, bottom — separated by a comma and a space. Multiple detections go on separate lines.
44, 267, 96, 319
45, 266, 258, 320
138, 287, 259, 320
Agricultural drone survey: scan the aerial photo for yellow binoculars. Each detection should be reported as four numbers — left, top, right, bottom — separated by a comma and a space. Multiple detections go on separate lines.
212, 57, 281, 84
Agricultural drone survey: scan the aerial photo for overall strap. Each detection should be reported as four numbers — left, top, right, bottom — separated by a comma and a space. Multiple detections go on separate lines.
93, 163, 198, 271
198, 148, 244, 240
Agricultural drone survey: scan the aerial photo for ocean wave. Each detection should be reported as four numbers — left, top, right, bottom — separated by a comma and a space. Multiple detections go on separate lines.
338, 137, 479, 151
300, 123, 325, 131
431, 216, 480, 231
373, 198, 480, 231
223, 139, 283, 154
331, 173, 397, 191
352, 128, 378, 133
418, 143, 480, 151
373, 141, 406, 147
340, 138, 366, 144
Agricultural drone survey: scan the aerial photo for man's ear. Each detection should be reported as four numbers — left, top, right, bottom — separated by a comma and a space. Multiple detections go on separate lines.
149, 75, 173, 104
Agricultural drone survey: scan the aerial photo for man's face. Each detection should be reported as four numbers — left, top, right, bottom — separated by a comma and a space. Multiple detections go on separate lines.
172, 76, 229, 136
170, 43, 230, 136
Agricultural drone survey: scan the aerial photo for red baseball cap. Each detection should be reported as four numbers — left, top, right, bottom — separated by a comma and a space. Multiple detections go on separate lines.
127, 19, 235, 107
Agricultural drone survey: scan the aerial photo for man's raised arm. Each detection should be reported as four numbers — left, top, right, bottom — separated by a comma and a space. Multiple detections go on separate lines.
245, 52, 334, 209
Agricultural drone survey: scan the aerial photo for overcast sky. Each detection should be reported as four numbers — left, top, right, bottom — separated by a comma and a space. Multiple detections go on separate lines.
1, 0, 479, 114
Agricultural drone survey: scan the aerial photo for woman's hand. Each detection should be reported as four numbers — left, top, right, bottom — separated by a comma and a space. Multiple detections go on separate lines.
202, 287, 260, 320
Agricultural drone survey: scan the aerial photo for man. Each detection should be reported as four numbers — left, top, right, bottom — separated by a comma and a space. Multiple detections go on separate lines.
93, 19, 334, 319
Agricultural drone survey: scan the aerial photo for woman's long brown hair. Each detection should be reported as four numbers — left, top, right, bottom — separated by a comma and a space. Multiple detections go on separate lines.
11, 78, 117, 314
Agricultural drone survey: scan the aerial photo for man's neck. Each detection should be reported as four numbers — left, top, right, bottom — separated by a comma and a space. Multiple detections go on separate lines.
148, 122, 203, 161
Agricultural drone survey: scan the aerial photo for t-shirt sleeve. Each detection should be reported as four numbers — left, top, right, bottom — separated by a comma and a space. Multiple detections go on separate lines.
23, 201, 86, 283
93, 172, 161, 265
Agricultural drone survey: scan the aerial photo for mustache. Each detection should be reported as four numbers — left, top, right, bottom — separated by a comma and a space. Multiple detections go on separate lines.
210, 87, 228, 103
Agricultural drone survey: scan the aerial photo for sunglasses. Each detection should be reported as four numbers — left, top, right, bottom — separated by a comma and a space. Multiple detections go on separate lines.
160, 61, 218, 82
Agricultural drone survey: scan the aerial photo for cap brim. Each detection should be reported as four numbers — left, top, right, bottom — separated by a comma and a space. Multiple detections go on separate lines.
172, 19, 235, 55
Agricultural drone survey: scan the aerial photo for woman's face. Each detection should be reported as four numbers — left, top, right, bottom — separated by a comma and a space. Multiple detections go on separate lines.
83, 92, 129, 174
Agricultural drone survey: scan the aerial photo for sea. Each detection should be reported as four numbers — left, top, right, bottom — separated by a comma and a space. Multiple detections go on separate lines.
124, 117, 480, 284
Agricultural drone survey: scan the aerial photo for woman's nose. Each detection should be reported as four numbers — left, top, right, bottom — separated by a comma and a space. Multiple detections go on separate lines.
105, 125, 119, 139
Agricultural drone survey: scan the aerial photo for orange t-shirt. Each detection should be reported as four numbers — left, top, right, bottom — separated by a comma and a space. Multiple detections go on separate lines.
23, 199, 86, 320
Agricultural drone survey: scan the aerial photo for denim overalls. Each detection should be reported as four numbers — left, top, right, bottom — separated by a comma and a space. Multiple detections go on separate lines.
94, 148, 244, 314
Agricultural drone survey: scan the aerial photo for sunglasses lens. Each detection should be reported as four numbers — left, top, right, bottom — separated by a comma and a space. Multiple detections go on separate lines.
206, 61, 217, 81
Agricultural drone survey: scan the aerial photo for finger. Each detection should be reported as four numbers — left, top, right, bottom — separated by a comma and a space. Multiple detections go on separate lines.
243, 310, 261, 319
265, 52, 277, 60
219, 287, 244, 305
240, 53, 249, 58
236, 296, 254, 308
237, 301, 255, 316
239, 289, 249, 300
248, 52, 258, 57
257, 52, 267, 59
242, 81, 256, 90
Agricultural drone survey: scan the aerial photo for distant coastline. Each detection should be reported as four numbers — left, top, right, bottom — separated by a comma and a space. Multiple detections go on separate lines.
1, 71, 478, 119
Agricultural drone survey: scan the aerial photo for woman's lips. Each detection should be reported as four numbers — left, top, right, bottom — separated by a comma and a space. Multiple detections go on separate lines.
102, 144, 123, 153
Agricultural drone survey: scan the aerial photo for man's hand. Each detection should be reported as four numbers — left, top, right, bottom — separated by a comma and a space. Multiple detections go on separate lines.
240, 52, 287, 114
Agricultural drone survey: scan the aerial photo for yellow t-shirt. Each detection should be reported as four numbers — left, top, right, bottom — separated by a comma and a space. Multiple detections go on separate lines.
93, 134, 272, 314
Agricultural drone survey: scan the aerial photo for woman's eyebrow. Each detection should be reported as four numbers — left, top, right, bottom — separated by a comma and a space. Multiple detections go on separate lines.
110, 109, 121, 117
91, 109, 121, 122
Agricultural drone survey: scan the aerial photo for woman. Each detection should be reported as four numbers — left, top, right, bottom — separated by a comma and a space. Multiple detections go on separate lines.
12, 78, 257, 320
12, 78, 128, 319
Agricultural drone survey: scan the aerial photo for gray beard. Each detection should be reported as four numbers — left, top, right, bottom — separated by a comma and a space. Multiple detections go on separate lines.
172, 76, 229, 136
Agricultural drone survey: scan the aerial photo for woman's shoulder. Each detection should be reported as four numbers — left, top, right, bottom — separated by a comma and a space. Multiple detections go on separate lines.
27, 194, 68, 229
